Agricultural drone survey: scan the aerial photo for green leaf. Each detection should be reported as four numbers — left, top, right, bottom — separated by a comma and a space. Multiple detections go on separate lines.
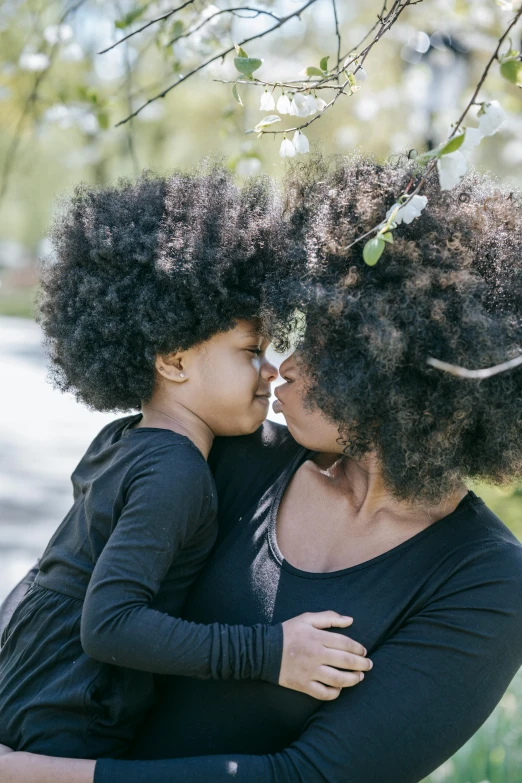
169, 20, 184, 41
320, 56, 329, 72
438, 131, 466, 156
500, 60, 522, 87
302, 66, 325, 77
97, 110, 110, 130
235, 44, 248, 58
232, 81, 243, 106
115, 6, 146, 29
380, 231, 394, 244
234, 57, 263, 79
363, 237, 385, 266
254, 115, 281, 131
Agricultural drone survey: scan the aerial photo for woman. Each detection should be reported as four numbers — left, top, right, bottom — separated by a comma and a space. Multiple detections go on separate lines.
1, 155, 522, 783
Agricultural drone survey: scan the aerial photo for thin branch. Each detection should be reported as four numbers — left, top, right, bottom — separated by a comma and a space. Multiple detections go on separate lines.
115, 0, 320, 127
344, 3, 522, 251
168, 7, 281, 46
98, 0, 197, 55
332, 0, 341, 75
427, 354, 522, 379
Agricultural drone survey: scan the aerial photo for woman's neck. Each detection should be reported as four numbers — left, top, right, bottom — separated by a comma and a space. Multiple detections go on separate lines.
312, 451, 468, 528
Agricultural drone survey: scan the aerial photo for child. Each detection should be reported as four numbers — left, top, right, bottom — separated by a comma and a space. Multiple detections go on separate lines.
0, 167, 369, 761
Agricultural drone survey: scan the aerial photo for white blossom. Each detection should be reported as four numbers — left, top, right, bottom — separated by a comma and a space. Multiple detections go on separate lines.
385, 194, 428, 225
292, 130, 310, 154
356, 67, 368, 82
276, 93, 292, 114
315, 97, 327, 111
496, 0, 517, 9
44, 24, 73, 45
260, 90, 275, 111
478, 100, 507, 137
290, 93, 309, 117
304, 94, 318, 115
459, 127, 483, 151
437, 151, 467, 191
19, 52, 50, 71
279, 137, 296, 158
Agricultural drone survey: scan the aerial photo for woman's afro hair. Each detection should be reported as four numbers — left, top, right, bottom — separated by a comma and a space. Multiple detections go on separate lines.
38, 163, 292, 412
275, 152, 522, 504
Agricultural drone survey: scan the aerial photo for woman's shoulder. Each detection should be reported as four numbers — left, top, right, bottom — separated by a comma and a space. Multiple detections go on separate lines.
208, 420, 303, 511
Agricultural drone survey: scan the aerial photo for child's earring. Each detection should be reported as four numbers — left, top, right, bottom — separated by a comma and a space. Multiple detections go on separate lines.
180, 373, 185, 378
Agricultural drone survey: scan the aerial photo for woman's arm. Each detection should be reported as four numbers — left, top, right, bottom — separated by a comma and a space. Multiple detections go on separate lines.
4, 541, 522, 783
90, 540, 522, 783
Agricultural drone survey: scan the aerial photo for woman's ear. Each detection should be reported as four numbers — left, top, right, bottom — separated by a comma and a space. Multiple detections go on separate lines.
155, 352, 188, 383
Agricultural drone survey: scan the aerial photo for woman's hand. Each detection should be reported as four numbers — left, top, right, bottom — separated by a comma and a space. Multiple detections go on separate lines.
280, 611, 373, 700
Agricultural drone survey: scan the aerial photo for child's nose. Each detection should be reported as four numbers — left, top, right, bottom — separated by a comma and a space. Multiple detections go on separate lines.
261, 358, 278, 383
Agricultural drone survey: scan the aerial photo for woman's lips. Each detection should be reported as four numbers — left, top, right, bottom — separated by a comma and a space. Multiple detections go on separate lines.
272, 399, 283, 414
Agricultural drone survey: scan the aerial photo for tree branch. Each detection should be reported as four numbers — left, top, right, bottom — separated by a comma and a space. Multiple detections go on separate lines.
98, 0, 197, 55
332, 0, 341, 75
114, 0, 320, 127
168, 7, 281, 47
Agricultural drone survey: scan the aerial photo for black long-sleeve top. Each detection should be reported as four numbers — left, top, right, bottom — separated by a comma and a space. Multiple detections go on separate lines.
30, 414, 282, 681
3, 421, 522, 782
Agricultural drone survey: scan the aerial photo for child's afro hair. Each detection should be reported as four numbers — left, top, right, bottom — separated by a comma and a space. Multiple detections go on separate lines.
38, 163, 292, 412
274, 152, 522, 504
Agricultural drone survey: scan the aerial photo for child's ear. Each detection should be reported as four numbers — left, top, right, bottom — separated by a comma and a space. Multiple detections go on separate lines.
155, 352, 188, 383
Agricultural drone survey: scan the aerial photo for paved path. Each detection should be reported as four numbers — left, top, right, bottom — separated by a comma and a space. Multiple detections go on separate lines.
0, 317, 285, 601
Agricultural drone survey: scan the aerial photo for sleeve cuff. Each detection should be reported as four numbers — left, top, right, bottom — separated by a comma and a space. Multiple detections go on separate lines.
260, 622, 284, 685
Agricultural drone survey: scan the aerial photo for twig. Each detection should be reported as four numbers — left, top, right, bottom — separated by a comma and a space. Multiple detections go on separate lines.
98, 0, 196, 55
115, 0, 320, 126
168, 7, 281, 46
427, 354, 522, 379
344, 3, 522, 251
332, 0, 341, 76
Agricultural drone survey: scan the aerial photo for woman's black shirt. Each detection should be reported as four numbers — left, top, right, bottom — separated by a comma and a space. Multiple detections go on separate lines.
2, 421, 522, 782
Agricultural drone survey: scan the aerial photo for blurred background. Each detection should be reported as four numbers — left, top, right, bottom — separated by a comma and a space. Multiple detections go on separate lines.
1, 1, 522, 780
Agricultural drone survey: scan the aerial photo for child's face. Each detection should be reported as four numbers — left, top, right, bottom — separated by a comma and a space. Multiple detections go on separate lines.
174, 319, 279, 436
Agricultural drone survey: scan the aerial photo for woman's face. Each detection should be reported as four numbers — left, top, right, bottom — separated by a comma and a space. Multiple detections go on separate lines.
273, 352, 345, 453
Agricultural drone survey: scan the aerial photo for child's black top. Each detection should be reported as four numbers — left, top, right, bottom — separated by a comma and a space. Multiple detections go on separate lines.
87, 421, 522, 783
0, 415, 282, 758
32, 414, 281, 680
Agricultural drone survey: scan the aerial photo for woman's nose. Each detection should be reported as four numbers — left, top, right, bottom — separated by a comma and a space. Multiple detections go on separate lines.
261, 357, 279, 383
278, 352, 296, 379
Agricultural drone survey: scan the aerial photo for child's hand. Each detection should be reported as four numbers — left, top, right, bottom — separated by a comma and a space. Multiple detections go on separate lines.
280, 611, 373, 700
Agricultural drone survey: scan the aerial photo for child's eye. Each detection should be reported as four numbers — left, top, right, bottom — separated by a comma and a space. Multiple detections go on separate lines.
247, 348, 263, 356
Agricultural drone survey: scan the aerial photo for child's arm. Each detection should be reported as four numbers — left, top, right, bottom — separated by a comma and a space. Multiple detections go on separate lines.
80, 445, 371, 696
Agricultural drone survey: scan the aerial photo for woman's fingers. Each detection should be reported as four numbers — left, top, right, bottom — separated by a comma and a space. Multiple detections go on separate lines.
322, 648, 373, 672
317, 665, 365, 689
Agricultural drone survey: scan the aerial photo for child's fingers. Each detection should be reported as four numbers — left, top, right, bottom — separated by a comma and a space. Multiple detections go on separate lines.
306, 610, 354, 630
315, 627, 367, 657
322, 648, 373, 672
317, 665, 365, 689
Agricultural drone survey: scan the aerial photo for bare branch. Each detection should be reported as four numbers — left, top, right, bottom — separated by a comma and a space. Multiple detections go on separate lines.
427, 354, 522, 379
331, 0, 341, 74
98, 0, 197, 55
115, 0, 320, 127
168, 7, 281, 46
